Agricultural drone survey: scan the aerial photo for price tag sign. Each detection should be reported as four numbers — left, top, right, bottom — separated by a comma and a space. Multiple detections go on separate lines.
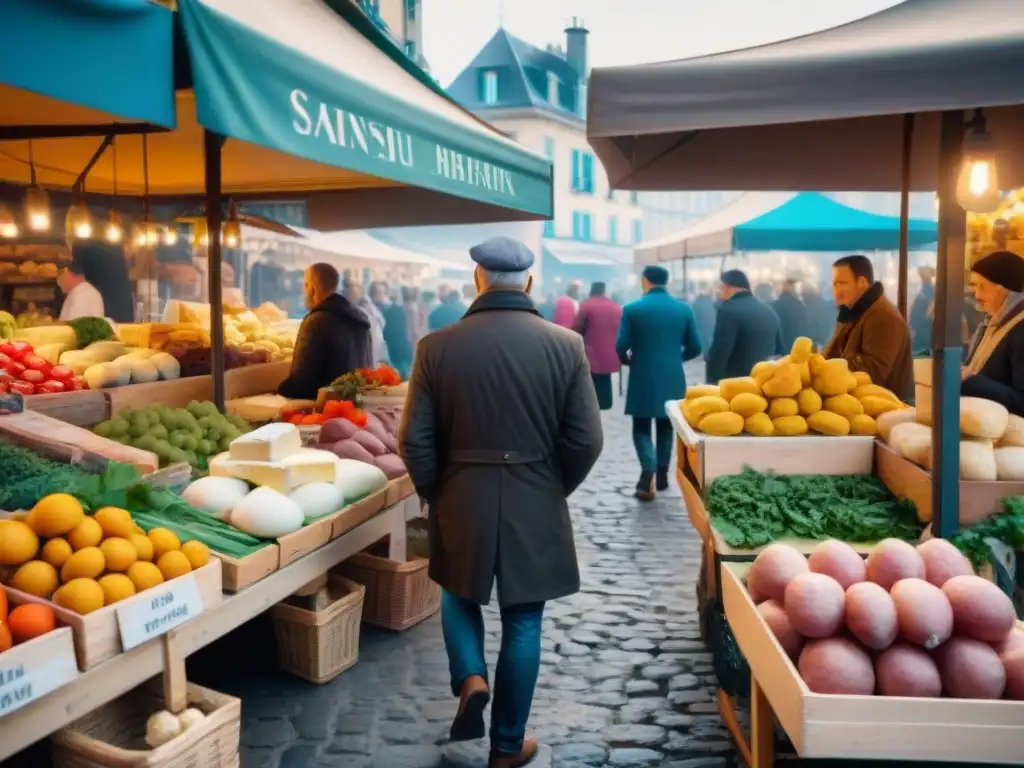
116, 573, 204, 651
0, 647, 78, 718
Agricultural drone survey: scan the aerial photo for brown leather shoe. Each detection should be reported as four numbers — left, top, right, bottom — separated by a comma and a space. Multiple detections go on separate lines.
449, 675, 490, 742
488, 736, 538, 768
635, 471, 656, 501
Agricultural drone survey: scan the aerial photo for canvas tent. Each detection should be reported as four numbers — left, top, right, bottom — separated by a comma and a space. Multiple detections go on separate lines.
635, 192, 938, 263
586, 0, 1024, 193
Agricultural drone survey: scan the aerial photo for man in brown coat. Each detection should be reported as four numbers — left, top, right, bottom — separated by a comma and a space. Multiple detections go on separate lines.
400, 236, 603, 768
823, 254, 914, 400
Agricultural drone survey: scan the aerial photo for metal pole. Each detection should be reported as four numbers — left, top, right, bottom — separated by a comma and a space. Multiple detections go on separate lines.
204, 131, 227, 412
897, 114, 915, 319
931, 111, 967, 539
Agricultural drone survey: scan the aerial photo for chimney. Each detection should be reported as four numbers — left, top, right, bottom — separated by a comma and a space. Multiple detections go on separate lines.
564, 17, 588, 81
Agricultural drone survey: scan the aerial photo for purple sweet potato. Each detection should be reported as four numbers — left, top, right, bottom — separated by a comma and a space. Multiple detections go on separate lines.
331, 438, 374, 463
373, 453, 407, 479
363, 416, 392, 444
321, 417, 360, 443
375, 410, 400, 434
350, 430, 388, 457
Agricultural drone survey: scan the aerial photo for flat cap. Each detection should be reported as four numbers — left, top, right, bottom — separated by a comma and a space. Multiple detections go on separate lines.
642, 265, 669, 286
469, 236, 534, 272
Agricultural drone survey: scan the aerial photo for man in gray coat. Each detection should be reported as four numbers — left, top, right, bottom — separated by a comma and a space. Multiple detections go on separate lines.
400, 237, 603, 768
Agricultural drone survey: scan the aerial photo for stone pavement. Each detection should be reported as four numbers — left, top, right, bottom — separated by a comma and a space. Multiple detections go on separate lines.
186, 402, 743, 768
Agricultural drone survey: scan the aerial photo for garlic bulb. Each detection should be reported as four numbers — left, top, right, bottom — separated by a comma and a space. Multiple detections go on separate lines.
145, 710, 182, 748
177, 707, 206, 731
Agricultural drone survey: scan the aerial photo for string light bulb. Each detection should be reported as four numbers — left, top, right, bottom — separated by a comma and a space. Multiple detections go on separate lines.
162, 225, 179, 246
0, 205, 17, 238
132, 215, 160, 249
65, 199, 94, 240
24, 184, 50, 232
956, 109, 1001, 213
222, 201, 241, 248
105, 209, 124, 243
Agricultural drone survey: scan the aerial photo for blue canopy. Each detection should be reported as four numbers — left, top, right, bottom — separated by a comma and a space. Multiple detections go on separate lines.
636, 192, 937, 263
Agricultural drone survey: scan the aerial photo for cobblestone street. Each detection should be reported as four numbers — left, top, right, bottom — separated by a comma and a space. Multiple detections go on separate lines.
186, 389, 743, 768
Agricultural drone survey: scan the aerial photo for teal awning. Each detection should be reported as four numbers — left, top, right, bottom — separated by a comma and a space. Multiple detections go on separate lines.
0, 0, 175, 127
177, 0, 552, 219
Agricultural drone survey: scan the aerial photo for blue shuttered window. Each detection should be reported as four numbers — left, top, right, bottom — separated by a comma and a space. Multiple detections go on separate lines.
478, 70, 498, 105
608, 216, 618, 244
632, 220, 643, 244
571, 149, 594, 194
573, 212, 592, 241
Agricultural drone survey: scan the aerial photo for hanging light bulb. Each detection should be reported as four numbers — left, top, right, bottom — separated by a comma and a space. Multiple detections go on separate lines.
105, 209, 124, 243
0, 205, 17, 238
191, 217, 209, 247
162, 225, 179, 246
24, 184, 50, 232
65, 199, 94, 240
132, 215, 160, 249
222, 201, 241, 249
956, 109, 1001, 213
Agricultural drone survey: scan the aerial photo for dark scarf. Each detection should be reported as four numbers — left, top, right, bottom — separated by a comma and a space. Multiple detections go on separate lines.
837, 282, 884, 324
464, 289, 539, 317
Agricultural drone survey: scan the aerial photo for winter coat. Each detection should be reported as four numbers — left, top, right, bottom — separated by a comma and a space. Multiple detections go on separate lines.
399, 290, 603, 607
428, 296, 467, 331
552, 295, 579, 328
573, 295, 623, 375
772, 291, 808, 352
706, 291, 783, 384
278, 293, 372, 400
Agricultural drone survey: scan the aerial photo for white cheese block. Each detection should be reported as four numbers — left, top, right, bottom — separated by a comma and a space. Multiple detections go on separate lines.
229, 422, 301, 463
209, 447, 340, 493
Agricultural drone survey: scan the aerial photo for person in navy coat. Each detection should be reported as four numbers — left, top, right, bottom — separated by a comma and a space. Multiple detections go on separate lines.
706, 270, 784, 384
616, 265, 703, 500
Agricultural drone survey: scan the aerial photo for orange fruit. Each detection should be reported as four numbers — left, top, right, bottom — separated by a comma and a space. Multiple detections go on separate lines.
0, 620, 12, 652
0, 587, 7, 622
7, 604, 56, 643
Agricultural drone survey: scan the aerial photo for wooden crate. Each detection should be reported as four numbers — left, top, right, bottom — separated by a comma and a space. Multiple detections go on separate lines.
721, 563, 1024, 763
277, 516, 334, 569
665, 401, 875, 489
107, 376, 213, 415
25, 390, 109, 428
332, 487, 388, 539
0, 604, 78, 720
215, 544, 281, 593
4, 560, 222, 671
385, 475, 415, 507
876, 440, 1024, 526
225, 362, 290, 399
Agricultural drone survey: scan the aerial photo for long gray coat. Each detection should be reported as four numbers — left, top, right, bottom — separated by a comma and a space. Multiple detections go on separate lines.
399, 290, 603, 607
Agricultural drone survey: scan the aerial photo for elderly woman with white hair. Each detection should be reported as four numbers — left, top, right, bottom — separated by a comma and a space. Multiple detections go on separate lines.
962, 250, 1024, 415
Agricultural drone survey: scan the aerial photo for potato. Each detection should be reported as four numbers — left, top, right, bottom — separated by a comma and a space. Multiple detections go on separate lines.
807, 410, 851, 437
891, 578, 954, 650
757, 599, 803, 660
747, 543, 809, 603
373, 454, 407, 479
744, 413, 774, 436
798, 637, 875, 695
772, 415, 808, 436
845, 581, 898, 650
331, 439, 374, 463
321, 418, 361, 443
823, 393, 864, 420
729, 392, 768, 418
942, 574, 1016, 642
935, 636, 1006, 699
698, 411, 744, 436
689, 395, 730, 422
875, 642, 942, 697
866, 538, 925, 590
916, 538, 974, 588
1003, 647, 1024, 700
784, 572, 845, 638
719, 376, 760, 401
767, 398, 799, 419
796, 388, 822, 416
350, 430, 388, 457
808, 539, 865, 589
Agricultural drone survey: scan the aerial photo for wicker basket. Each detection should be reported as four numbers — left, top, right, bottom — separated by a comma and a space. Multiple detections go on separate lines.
51, 682, 240, 768
335, 553, 440, 631
271, 575, 365, 683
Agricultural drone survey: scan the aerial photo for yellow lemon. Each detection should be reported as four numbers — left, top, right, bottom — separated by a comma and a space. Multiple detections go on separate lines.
41, 537, 73, 568
180, 540, 210, 570
53, 578, 105, 615
98, 573, 136, 605
99, 538, 137, 572
9, 560, 59, 599
148, 528, 181, 560
60, 546, 105, 582
126, 561, 164, 592
93, 507, 135, 540
28, 494, 84, 538
156, 551, 192, 581
67, 517, 103, 550
0, 520, 39, 566
130, 533, 154, 562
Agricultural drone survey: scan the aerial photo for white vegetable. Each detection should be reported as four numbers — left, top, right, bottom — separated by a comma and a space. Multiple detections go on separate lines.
960, 396, 1009, 440
998, 414, 1024, 447
83, 361, 127, 389
59, 349, 105, 375
334, 459, 388, 502
994, 445, 1024, 480
149, 352, 181, 380
288, 482, 345, 520
878, 407, 917, 444
229, 486, 304, 538
182, 476, 250, 520
960, 438, 997, 480
122, 356, 160, 384
84, 340, 126, 362
145, 710, 182, 748
177, 708, 206, 731
890, 422, 933, 467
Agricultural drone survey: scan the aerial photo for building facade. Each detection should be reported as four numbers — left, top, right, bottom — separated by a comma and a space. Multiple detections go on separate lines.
353, 0, 428, 70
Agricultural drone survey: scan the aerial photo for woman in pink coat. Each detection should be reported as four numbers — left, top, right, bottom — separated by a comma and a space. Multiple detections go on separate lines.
552, 282, 582, 328
573, 282, 622, 409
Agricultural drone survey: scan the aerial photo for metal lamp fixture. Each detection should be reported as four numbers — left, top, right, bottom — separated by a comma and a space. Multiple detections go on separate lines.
65, 198, 94, 240
105, 137, 125, 243
131, 134, 160, 249
23, 140, 51, 232
0, 205, 17, 238
222, 201, 241, 248
956, 109, 1001, 213
192, 217, 210, 247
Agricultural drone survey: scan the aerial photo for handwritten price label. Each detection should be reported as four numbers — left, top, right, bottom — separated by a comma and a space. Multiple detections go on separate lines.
0, 640, 78, 718
116, 574, 204, 650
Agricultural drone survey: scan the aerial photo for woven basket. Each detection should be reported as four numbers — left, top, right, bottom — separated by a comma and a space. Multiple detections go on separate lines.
51, 682, 240, 768
335, 553, 440, 631
271, 575, 365, 683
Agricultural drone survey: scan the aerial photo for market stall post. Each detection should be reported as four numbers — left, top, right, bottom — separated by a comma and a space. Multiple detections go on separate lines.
931, 109, 969, 539
897, 113, 915, 319
204, 130, 226, 411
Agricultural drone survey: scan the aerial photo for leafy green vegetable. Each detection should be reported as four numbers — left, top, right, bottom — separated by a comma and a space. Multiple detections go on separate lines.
705, 469, 922, 548
0, 442, 90, 510
66, 316, 115, 348
952, 496, 1024, 568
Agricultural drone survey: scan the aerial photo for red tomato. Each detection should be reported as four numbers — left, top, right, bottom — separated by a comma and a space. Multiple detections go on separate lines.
37, 380, 66, 394
0, 382, 8, 394
5, 361, 25, 377
0, 353, 11, 367
287, 413, 304, 425
9, 341, 32, 358
0, 343, 13, 357
22, 354, 49, 371
19, 369, 44, 384
48, 365, 73, 381
300, 413, 326, 425
0, 371, 13, 384
9, 381, 34, 395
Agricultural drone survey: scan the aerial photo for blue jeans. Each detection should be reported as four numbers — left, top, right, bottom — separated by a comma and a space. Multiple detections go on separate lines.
441, 590, 545, 755
632, 417, 673, 473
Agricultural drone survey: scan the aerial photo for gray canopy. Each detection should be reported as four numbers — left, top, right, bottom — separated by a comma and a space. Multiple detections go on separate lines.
587, 0, 1024, 192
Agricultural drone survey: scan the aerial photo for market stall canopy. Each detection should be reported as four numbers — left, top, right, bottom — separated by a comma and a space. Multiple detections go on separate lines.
587, 0, 1024, 192
305, 230, 438, 266
0, 0, 553, 228
0, 0, 175, 127
544, 240, 633, 267
635, 192, 939, 263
